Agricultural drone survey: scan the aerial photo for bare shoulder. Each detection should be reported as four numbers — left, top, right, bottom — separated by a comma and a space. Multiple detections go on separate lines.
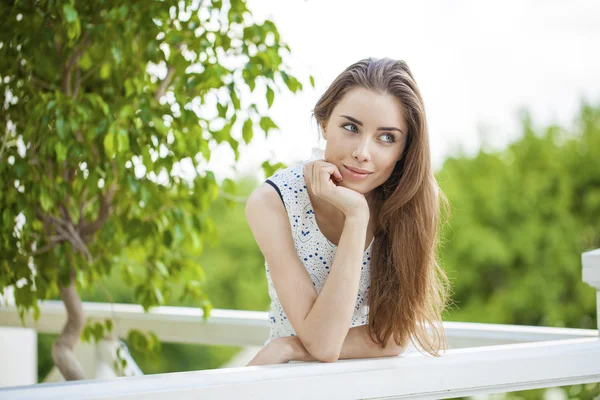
245, 182, 290, 242
245, 182, 285, 216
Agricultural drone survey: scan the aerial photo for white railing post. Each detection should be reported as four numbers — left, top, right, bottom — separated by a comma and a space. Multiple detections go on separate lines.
0, 286, 37, 387
0, 327, 37, 387
582, 248, 600, 333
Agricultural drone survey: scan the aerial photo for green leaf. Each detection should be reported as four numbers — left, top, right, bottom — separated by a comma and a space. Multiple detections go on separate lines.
156, 261, 169, 277
266, 86, 274, 108
105, 319, 113, 333
309, 75, 315, 88
117, 129, 130, 153
55, 142, 67, 163
259, 116, 278, 136
32, 220, 44, 231
217, 102, 228, 118
66, 17, 81, 41
103, 131, 116, 157
40, 190, 53, 212
199, 138, 210, 161
62, 4, 78, 22
56, 118, 66, 139
81, 325, 92, 343
152, 117, 168, 136
100, 63, 111, 79
154, 287, 164, 304
163, 230, 173, 247
280, 71, 301, 93
212, 124, 232, 144
79, 52, 93, 70
242, 119, 253, 144
261, 160, 287, 177
189, 231, 203, 252
230, 87, 240, 110
93, 322, 104, 342
222, 178, 236, 195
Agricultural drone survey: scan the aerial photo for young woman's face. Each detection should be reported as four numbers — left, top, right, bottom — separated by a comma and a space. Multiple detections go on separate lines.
322, 87, 409, 194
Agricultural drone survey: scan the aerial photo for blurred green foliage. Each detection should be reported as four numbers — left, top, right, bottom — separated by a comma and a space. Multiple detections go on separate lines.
439, 104, 599, 330
438, 103, 600, 400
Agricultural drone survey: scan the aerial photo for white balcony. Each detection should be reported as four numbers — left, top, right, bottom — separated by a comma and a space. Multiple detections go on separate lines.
0, 248, 598, 399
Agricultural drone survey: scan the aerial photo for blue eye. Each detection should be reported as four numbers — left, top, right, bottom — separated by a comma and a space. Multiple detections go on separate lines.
381, 133, 395, 143
342, 123, 358, 133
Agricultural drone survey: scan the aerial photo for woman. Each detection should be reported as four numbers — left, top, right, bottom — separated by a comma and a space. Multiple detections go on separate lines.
245, 57, 450, 366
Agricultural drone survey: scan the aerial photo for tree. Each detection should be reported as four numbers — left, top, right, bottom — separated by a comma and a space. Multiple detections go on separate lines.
438, 103, 599, 330
0, 0, 308, 380
437, 103, 600, 399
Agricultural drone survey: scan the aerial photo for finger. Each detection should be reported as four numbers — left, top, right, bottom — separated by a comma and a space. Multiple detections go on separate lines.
311, 163, 331, 195
316, 161, 343, 181
318, 166, 338, 189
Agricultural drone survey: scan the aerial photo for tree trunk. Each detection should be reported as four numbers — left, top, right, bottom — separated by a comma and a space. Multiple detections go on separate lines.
52, 277, 86, 381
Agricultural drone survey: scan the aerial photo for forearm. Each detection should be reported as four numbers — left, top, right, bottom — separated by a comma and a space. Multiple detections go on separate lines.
302, 215, 369, 358
288, 325, 404, 362
338, 324, 405, 359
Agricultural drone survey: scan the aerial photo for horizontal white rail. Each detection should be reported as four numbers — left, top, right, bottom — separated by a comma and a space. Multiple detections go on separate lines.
0, 301, 268, 346
1, 337, 598, 400
0, 301, 596, 347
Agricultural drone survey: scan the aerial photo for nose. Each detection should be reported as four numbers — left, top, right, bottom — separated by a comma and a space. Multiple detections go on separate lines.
352, 137, 371, 162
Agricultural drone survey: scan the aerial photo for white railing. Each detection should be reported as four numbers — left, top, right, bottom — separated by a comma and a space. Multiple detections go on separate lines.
0, 337, 599, 400
0, 248, 598, 399
1, 300, 596, 348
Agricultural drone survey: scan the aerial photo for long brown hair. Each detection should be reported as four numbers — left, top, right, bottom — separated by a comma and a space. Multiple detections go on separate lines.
312, 58, 451, 356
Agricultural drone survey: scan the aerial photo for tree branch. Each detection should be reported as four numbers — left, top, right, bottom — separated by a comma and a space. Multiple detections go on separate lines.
154, 66, 176, 101
78, 187, 89, 227
30, 75, 61, 92
63, 31, 90, 96
31, 238, 63, 256
49, 215, 92, 263
52, 267, 86, 381
73, 67, 82, 100
79, 161, 118, 237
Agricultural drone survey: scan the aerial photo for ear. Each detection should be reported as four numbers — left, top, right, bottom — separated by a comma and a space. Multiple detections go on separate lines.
320, 123, 327, 139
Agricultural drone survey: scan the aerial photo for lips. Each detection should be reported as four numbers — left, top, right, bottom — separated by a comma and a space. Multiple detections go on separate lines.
344, 165, 373, 174
343, 164, 373, 179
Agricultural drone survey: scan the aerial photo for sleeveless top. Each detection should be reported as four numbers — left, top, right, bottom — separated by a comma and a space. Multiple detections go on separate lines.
262, 157, 374, 345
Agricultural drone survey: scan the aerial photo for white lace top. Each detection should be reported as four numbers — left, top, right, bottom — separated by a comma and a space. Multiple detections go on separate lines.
262, 150, 373, 345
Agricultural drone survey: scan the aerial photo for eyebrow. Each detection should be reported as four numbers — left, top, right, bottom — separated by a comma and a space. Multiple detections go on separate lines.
340, 115, 405, 135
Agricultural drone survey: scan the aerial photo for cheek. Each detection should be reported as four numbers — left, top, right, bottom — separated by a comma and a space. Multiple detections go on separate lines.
324, 137, 349, 160
379, 156, 400, 175
373, 159, 400, 184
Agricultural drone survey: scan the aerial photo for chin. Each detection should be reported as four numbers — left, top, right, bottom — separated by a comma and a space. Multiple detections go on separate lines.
340, 180, 370, 194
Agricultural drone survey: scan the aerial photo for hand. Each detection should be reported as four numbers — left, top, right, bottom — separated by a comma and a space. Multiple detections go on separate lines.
246, 337, 294, 366
306, 160, 369, 219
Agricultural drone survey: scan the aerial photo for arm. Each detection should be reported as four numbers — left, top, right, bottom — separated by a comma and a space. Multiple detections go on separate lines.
246, 184, 369, 362
284, 325, 405, 362
301, 214, 369, 360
